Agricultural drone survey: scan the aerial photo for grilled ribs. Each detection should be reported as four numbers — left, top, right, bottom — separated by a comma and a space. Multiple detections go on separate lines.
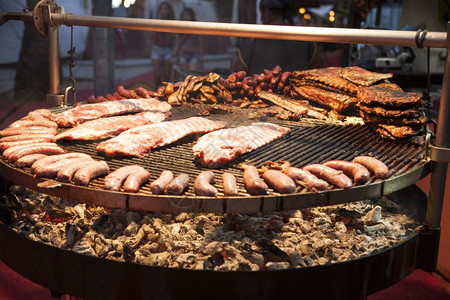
341, 66, 393, 86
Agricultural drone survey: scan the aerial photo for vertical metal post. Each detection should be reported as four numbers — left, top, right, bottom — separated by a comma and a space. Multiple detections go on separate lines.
427, 23, 450, 229
420, 22, 450, 271
47, 23, 60, 95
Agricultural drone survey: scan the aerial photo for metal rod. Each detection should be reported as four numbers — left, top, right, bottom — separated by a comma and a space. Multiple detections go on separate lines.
426, 23, 450, 229
37, 13, 448, 49
47, 24, 60, 95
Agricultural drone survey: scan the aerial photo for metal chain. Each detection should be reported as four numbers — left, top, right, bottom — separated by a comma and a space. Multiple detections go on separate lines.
423, 47, 436, 136
65, 24, 77, 104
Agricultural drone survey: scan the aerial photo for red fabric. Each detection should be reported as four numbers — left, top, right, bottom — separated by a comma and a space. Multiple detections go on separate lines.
368, 269, 450, 300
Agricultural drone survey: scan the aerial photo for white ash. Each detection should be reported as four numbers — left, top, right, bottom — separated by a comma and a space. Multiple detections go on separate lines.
4, 185, 422, 271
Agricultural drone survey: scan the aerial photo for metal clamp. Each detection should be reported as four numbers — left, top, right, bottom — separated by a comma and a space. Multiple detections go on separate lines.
32, 0, 63, 36
430, 145, 450, 163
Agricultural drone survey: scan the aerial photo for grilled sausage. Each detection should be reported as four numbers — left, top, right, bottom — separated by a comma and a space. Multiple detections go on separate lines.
303, 164, 352, 189
323, 160, 370, 185
222, 173, 238, 196
8, 118, 57, 129
262, 169, 296, 194
7, 143, 65, 161
123, 167, 151, 193
194, 171, 218, 196
30, 152, 92, 173
243, 165, 268, 195
164, 173, 189, 195
0, 133, 56, 143
34, 157, 94, 178
15, 154, 48, 168
283, 167, 329, 192
0, 126, 57, 137
73, 161, 110, 186
57, 159, 99, 183
150, 170, 174, 194
105, 165, 144, 191
0, 137, 56, 152
352, 156, 389, 179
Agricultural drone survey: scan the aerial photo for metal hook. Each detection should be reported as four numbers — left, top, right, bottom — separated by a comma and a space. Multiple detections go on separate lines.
63, 85, 76, 107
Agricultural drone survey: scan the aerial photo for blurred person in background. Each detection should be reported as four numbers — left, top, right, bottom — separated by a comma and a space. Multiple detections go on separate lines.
172, 7, 204, 72
232, 0, 317, 74
150, 2, 176, 87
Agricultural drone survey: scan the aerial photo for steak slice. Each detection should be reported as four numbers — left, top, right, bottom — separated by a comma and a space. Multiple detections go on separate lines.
193, 122, 290, 168
341, 66, 393, 86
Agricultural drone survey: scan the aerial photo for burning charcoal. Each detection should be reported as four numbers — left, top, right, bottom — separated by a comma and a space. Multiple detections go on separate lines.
205, 252, 225, 270
124, 221, 139, 236
63, 223, 81, 248
72, 239, 96, 256
334, 221, 347, 233
266, 261, 291, 270
0, 194, 22, 224
363, 206, 382, 225
259, 239, 289, 262
289, 252, 307, 268
123, 244, 135, 262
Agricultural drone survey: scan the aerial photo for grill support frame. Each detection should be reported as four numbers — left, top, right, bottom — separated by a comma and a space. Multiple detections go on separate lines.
0, 1, 449, 297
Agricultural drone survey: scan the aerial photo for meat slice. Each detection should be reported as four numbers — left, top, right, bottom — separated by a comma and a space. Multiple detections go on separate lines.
193, 122, 290, 168
359, 110, 426, 126
341, 66, 392, 86
292, 85, 358, 113
374, 124, 423, 140
52, 98, 172, 127
291, 67, 359, 95
357, 84, 423, 107
97, 117, 228, 157
56, 111, 171, 140
358, 104, 423, 119
257, 91, 326, 120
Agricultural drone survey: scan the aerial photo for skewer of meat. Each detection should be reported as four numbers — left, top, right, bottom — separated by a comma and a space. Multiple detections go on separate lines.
150, 171, 174, 194
303, 164, 352, 189
73, 161, 110, 186
194, 171, 218, 196
352, 156, 389, 179
323, 160, 370, 185
164, 173, 189, 195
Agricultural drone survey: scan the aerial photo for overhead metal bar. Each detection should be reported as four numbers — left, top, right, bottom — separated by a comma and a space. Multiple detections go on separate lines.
3, 11, 447, 48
